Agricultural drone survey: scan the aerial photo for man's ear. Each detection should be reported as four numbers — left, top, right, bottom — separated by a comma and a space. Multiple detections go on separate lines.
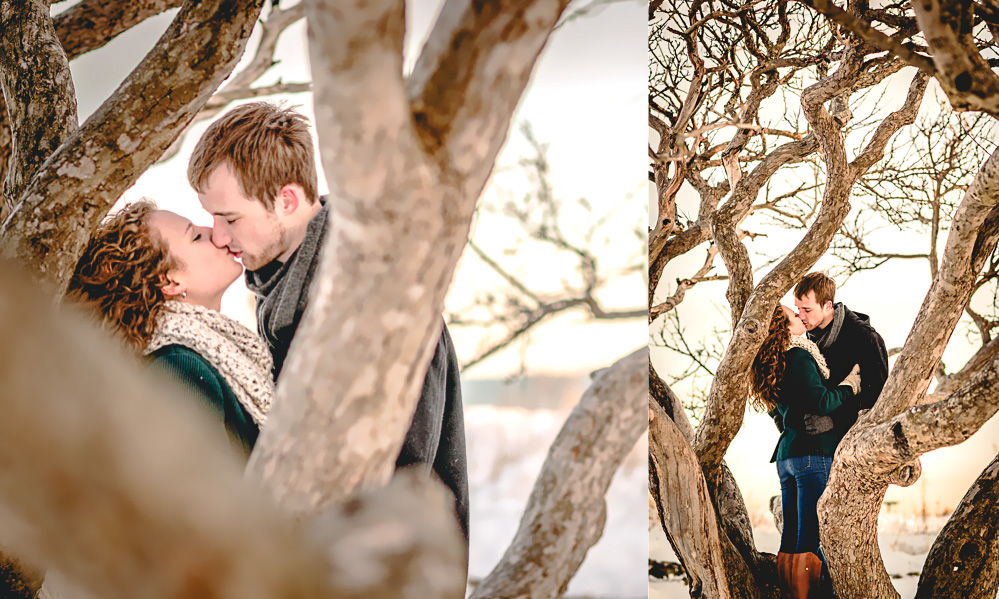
276, 184, 301, 216
824, 300, 833, 311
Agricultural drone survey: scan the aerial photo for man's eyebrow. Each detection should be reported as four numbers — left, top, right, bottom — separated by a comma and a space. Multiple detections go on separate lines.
213, 211, 239, 217
185, 222, 193, 237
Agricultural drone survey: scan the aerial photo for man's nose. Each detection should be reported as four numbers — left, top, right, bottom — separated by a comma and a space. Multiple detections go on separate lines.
211, 225, 230, 248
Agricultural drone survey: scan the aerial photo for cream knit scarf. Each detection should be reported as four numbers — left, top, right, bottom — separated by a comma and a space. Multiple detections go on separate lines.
143, 302, 274, 425
789, 335, 830, 380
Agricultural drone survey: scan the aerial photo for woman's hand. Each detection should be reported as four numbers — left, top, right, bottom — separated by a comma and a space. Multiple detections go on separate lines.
838, 364, 861, 395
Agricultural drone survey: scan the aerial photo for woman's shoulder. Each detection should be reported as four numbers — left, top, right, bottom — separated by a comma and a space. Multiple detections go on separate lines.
150, 344, 223, 381
785, 346, 813, 362
784, 346, 822, 372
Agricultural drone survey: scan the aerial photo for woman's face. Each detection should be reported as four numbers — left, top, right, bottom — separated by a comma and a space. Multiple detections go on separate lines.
782, 305, 806, 336
147, 210, 242, 308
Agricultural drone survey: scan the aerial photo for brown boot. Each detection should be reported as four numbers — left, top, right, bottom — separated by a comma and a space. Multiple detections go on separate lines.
777, 552, 795, 599
791, 552, 823, 599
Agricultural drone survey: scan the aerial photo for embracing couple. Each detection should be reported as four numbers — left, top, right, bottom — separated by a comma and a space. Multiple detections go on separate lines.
45, 102, 468, 598
750, 272, 889, 599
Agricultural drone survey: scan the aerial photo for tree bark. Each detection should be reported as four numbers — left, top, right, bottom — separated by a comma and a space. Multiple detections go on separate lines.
0, 0, 79, 210
872, 145, 999, 423
0, 0, 185, 221
0, 264, 466, 599
649, 396, 761, 599
53, 0, 184, 59
469, 348, 646, 599
249, 0, 570, 514
0, 0, 265, 295
915, 453, 999, 599
913, 0, 999, 116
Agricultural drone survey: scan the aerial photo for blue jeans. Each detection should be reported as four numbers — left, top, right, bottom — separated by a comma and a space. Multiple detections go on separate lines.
777, 454, 832, 554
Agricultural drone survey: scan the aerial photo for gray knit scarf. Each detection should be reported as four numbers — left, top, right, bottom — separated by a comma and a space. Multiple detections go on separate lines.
245, 201, 329, 379
143, 301, 274, 425
812, 302, 845, 351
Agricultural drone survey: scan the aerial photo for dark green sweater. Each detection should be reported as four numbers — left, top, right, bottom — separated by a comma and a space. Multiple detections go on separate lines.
150, 344, 259, 459
769, 347, 854, 462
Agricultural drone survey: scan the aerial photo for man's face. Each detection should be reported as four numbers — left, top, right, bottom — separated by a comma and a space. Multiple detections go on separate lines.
197, 164, 289, 271
794, 290, 833, 331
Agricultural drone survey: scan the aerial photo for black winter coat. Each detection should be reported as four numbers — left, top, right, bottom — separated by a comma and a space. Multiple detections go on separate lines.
807, 304, 889, 436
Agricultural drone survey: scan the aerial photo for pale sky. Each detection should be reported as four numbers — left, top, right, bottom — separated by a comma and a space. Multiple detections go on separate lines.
652, 67, 999, 516
64, 0, 647, 380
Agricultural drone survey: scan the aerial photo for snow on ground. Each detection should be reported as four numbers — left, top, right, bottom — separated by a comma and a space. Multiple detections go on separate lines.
465, 404, 647, 598
649, 511, 997, 598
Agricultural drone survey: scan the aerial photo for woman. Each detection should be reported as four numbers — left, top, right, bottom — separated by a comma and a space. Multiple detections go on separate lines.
38, 201, 273, 599
751, 304, 859, 599
66, 200, 273, 457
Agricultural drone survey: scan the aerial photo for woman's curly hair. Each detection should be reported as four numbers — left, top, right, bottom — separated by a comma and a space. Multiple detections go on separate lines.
66, 201, 180, 352
749, 305, 791, 412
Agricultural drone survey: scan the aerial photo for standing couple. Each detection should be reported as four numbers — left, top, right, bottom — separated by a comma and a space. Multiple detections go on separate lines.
750, 272, 889, 599
47, 102, 468, 597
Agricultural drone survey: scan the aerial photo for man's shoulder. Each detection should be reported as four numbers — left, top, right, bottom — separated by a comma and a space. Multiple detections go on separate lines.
839, 306, 886, 346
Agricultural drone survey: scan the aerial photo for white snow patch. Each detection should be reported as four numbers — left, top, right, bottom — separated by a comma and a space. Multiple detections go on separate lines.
466, 404, 646, 598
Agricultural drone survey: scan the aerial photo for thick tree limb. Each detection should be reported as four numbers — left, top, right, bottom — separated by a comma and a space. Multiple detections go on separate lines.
53, 0, 184, 59
914, 0, 999, 116
469, 348, 646, 599
249, 0, 570, 518
934, 334, 999, 395
649, 395, 761, 599
407, 0, 572, 174
0, 0, 266, 295
798, 0, 936, 75
820, 344, 999, 597
0, 0, 79, 211
916, 453, 999, 599
871, 147, 999, 423
820, 199, 999, 596
0, 0, 185, 221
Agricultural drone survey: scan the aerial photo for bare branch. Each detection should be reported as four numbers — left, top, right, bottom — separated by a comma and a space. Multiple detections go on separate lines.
797, 0, 936, 75
250, 0, 571, 516
53, 0, 185, 59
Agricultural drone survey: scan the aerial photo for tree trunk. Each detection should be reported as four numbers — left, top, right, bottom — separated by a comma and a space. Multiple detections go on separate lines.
249, 0, 571, 514
916, 453, 999, 599
649, 396, 763, 599
0, 0, 79, 209
469, 348, 646, 599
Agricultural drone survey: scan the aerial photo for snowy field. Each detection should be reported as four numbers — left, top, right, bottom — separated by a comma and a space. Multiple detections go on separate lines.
649, 510, 996, 599
465, 404, 647, 598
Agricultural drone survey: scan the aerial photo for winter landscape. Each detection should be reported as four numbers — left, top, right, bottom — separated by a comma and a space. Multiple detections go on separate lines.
462, 378, 648, 599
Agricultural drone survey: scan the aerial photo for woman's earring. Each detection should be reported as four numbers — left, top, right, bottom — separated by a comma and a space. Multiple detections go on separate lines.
180, 291, 187, 299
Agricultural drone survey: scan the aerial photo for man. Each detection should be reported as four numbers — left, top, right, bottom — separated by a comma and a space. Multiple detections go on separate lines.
793, 271, 889, 437
187, 102, 469, 547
